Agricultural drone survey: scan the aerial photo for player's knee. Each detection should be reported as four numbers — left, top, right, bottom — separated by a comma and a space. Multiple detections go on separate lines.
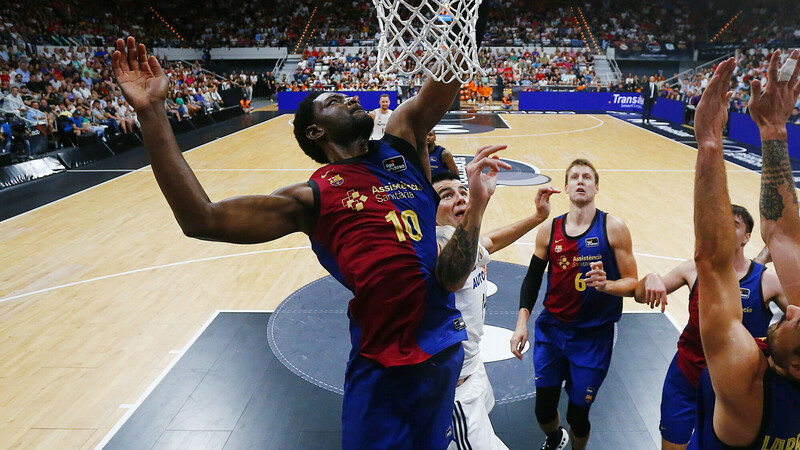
534, 386, 561, 425
566, 402, 591, 438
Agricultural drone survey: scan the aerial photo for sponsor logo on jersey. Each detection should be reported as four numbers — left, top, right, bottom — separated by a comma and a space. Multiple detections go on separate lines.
383, 156, 407, 173
371, 182, 421, 203
430, 156, 438, 162
558, 255, 570, 269
743, 307, 753, 313
452, 316, 466, 331
585, 237, 599, 247
328, 174, 344, 186
740, 287, 751, 299
342, 190, 368, 211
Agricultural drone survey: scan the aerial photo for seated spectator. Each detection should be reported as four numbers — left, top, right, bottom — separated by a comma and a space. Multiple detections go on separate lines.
3, 86, 26, 115
63, 110, 94, 137
90, 101, 120, 135
790, 107, 800, 125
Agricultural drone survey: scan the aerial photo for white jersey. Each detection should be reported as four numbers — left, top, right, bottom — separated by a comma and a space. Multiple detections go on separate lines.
437, 225, 491, 378
370, 108, 393, 140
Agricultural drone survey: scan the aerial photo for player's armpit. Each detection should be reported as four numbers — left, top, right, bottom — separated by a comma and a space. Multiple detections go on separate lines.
190, 182, 316, 244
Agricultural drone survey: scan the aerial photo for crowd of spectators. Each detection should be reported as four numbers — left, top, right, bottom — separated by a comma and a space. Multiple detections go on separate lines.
666, 48, 800, 124
275, 46, 598, 92
0, 44, 243, 158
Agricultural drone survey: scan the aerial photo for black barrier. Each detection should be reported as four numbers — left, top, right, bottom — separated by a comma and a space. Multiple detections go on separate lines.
191, 114, 214, 128
56, 144, 114, 169
211, 106, 244, 122
0, 156, 66, 189
171, 119, 196, 134
219, 88, 244, 108
106, 133, 142, 155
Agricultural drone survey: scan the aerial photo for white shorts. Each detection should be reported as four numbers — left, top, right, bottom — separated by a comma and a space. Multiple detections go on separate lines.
449, 361, 508, 450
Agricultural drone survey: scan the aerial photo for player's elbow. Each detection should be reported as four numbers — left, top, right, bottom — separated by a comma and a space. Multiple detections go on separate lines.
693, 244, 730, 270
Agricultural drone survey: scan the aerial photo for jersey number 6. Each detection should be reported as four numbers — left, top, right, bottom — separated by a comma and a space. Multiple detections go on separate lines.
575, 273, 587, 292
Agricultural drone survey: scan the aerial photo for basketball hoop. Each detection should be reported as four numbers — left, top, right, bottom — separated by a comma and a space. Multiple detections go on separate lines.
372, 0, 485, 84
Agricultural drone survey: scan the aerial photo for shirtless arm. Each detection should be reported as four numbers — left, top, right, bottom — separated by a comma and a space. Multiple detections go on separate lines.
586, 215, 638, 297
762, 264, 788, 313
752, 49, 800, 307
113, 37, 315, 244
509, 220, 551, 359
694, 57, 766, 447
480, 186, 559, 254
634, 260, 696, 312
440, 149, 458, 174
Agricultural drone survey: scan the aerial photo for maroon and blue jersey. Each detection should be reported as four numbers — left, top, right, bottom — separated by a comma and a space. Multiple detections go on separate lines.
540, 210, 622, 328
677, 261, 768, 387
429, 145, 450, 178
308, 134, 466, 368
688, 367, 800, 450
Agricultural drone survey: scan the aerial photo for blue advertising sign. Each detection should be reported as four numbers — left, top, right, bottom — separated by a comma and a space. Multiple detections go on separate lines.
277, 91, 398, 111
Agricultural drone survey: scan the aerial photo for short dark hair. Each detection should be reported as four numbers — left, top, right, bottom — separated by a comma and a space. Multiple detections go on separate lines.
732, 204, 754, 234
431, 171, 461, 185
767, 317, 800, 368
565, 158, 599, 185
379, 94, 390, 99
293, 91, 328, 164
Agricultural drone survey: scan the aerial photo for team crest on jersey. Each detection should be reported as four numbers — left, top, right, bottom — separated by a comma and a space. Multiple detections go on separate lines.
585, 237, 599, 247
558, 255, 570, 269
342, 190, 368, 212
383, 156, 407, 173
585, 387, 596, 404
555, 244, 562, 253
328, 174, 344, 186
430, 156, 438, 162
740, 288, 750, 299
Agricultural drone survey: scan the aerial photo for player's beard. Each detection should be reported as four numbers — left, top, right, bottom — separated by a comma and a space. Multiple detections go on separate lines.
353, 111, 374, 141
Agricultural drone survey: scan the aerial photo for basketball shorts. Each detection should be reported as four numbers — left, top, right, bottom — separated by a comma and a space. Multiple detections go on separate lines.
660, 352, 698, 444
449, 360, 508, 450
532, 319, 615, 406
342, 343, 463, 450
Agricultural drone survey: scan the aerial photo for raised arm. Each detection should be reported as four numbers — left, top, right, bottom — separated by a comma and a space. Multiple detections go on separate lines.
112, 37, 315, 244
480, 186, 559, 254
437, 145, 510, 291
694, 58, 766, 446
634, 260, 696, 312
750, 49, 800, 306
384, 5, 489, 171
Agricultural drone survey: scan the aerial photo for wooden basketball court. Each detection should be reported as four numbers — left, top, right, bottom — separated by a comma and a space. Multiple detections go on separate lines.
0, 113, 767, 448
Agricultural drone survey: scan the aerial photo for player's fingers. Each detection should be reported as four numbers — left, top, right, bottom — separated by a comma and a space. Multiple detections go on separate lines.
114, 39, 128, 72
768, 49, 781, 84
751, 79, 762, 101
474, 144, 507, 160
127, 36, 139, 72
111, 50, 123, 78
138, 44, 152, 77
789, 50, 800, 85
149, 55, 165, 78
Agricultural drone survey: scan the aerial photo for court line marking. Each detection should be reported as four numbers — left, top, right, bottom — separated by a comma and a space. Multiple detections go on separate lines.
0, 245, 312, 304
441, 114, 605, 139
95, 308, 275, 449
0, 114, 287, 225
607, 115, 762, 175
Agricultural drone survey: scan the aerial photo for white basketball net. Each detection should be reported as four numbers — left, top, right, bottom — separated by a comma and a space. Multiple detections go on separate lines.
372, 0, 485, 84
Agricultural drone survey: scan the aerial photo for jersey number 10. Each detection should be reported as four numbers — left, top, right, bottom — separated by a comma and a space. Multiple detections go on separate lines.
385, 210, 423, 242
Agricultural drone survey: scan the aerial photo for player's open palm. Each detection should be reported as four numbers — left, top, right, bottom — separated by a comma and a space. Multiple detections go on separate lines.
749, 49, 800, 129
112, 37, 169, 112
465, 144, 511, 207
695, 58, 735, 146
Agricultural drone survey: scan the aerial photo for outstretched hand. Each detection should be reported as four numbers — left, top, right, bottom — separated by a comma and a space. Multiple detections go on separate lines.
465, 145, 512, 208
112, 36, 170, 112
534, 186, 560, 220
694, 57, 735, 147
749, 49, 800, 132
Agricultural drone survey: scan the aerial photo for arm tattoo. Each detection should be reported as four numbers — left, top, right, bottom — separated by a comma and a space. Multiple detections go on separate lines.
436, 223, 480, 287
760, 139, 798, 221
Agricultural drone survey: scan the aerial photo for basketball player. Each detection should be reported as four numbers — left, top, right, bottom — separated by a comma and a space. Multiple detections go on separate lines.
687, 53, 800, 449
509, 159, 639, 450
112, 15, 496, 448
428, 130, 458, 178
369, 93, 392, 140
634, 205, 786, 450
433, 172, 559, 450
